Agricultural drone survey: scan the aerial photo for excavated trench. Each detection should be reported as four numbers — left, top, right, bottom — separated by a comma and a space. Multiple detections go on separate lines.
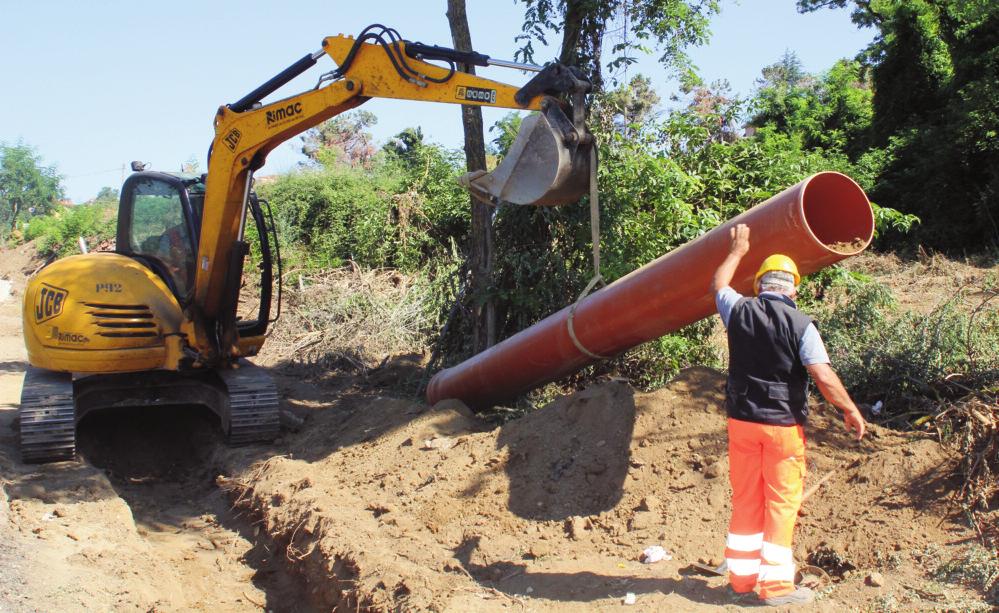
0, 398, 321, 612
74, 405, 321, 612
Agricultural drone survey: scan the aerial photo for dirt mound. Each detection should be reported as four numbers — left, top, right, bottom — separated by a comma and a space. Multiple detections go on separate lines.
0, 241, 46, 294
227, 367, 981, 611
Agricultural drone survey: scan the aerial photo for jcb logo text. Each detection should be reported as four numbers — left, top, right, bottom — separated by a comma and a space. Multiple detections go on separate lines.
34, 284, 68, 323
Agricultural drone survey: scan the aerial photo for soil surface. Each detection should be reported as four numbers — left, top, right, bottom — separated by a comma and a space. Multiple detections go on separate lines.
0, 246, 994, 611
0, 243, 312, 612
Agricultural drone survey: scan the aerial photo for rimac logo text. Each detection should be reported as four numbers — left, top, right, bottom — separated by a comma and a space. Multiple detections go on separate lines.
266, 102, 303, 126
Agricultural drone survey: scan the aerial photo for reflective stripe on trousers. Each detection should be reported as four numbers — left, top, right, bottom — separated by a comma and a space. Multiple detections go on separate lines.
725, 418, 806, 599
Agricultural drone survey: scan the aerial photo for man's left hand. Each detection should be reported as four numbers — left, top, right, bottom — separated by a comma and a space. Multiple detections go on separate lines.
842, 406, 866, 440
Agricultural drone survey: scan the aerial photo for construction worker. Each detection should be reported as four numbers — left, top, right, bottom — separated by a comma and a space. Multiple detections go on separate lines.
712, 223, 865, 606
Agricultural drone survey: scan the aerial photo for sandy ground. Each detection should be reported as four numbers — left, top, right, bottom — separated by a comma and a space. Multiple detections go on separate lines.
0, 245, 311, 612
0, 243, 994, 611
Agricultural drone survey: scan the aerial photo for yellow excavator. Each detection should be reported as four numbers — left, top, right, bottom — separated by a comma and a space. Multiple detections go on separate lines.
19, 25, 593, 462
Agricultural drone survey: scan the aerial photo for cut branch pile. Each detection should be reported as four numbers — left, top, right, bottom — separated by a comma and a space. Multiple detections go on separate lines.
934, 392, 999, 548
265, 266, 435, 370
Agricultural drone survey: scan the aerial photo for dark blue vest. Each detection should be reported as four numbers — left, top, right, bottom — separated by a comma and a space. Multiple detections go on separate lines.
726, 294, 813, 426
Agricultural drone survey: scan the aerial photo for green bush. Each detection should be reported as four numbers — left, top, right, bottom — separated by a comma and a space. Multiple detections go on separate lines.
809, 276, 999, 410
258, 144, 469, 272
23, 203, 116, 258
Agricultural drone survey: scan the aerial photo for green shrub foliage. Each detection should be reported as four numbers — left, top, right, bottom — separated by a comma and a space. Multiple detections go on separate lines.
24, 202, 116, 258
258, 142, 469, 272
809, 275, 999, 410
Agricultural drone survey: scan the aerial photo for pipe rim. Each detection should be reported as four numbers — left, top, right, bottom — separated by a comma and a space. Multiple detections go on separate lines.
798, 171, 875, 256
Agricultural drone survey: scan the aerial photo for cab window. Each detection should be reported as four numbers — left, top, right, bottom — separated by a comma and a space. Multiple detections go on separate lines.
129, 178, 195, 296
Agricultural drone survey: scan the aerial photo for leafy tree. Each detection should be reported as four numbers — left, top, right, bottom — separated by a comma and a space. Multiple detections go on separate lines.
867, 1, 952, 144
750, 56, 872, 156
820, 59, 874, 155
684, 78, 741, 143
383, 127, 425, 167
300, 110, 378, 168
487, 112, 524, 157
796, 0, 884, 27
598, 74, 661, 136
0, 142, 63, 234
758, 49, 808, 89
514, 0, 719, 90
94, 186, 120, 203
800, 0, 999, 248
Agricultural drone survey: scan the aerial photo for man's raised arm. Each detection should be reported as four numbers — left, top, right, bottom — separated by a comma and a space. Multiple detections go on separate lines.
713, 224, 750, 293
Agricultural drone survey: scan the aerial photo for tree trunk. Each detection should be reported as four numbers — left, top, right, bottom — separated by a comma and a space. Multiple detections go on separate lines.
559, 0, 605, 91
446, 0, 496, 351
560, 1, 585, 66
10, 200, 20, 233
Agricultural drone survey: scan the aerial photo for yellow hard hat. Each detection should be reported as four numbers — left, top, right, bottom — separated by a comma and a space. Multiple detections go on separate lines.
754, 254, 800, 293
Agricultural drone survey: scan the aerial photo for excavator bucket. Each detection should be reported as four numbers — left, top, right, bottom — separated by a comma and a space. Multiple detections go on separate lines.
460, 109, 592, 207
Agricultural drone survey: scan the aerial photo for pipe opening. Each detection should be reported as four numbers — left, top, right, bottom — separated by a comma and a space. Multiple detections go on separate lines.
801, 172, 874, 254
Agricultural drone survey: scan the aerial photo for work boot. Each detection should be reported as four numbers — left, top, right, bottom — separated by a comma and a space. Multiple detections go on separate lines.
725, 586, 757, 604
761, 586, 814, 606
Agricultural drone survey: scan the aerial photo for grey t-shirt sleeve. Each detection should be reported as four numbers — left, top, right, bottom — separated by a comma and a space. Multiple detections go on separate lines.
715, 286, 743, 329
799, 323, 830, 365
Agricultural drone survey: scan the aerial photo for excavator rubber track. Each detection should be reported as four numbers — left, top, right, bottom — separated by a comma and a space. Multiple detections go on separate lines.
219, 362, 280, 445
19, 367, 76, 463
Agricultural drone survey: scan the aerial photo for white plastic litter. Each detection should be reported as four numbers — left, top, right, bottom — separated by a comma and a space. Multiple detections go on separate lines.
640, 545, 672, 564
422, 436, 456, 450
623, 592, 637, 605
871, 400, 883, 416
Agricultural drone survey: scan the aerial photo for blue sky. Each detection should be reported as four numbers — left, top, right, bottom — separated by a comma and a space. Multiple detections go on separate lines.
0, 1, 874, 202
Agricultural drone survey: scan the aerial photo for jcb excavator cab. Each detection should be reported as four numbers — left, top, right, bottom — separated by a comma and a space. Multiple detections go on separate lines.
116, 171, 276, 340
20, 169, 281, 462
117, 172, 201, 300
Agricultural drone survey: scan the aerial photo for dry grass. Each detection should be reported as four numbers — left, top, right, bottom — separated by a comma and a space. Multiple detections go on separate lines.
265, 266, 436, 370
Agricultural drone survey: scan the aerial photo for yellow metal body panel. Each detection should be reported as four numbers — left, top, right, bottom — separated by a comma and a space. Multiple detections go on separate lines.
23, 253, 186, 373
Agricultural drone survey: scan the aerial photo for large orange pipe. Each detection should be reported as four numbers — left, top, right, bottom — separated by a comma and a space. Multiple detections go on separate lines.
427, 171, 875, 410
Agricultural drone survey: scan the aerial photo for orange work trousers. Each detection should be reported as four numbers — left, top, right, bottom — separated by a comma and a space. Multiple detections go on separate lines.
724, 417, 806, 599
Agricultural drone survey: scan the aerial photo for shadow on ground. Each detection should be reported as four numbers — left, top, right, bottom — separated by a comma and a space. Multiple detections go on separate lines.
453, 535, 726, 605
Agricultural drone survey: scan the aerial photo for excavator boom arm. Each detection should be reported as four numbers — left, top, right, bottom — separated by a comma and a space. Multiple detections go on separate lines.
193, 30, 588, 362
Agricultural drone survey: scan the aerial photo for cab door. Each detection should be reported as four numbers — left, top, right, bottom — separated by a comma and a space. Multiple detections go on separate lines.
116, 172, 199, 303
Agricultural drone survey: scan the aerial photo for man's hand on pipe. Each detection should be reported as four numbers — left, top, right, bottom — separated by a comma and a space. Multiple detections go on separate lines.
730, 223, 750, 257
713, 224, 751, 292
